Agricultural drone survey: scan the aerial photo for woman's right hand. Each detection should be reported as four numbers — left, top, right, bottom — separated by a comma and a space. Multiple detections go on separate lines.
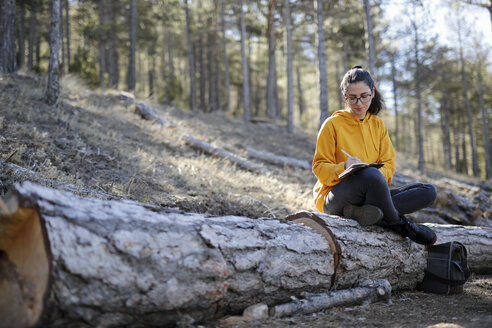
345, 156, 362, 168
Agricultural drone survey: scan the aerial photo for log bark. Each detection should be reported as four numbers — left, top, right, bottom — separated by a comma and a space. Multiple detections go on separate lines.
183, 134, 269, 174
1, 184, 491, 327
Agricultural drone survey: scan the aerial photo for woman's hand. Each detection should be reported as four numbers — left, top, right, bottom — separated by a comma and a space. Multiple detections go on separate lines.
345, 156, 362, 169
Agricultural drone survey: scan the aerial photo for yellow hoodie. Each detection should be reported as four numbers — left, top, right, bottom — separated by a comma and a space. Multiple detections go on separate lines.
312, 110, 395, 212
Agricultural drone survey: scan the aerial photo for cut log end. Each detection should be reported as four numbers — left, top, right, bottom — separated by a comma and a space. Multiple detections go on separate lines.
0, 196, 50, 328
285, 211, 342, 284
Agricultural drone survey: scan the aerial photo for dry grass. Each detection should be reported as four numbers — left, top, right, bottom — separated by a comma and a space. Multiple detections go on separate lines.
0, 73, 317, 218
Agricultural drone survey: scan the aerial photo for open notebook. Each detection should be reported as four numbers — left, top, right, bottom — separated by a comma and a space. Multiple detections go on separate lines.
338, 162, 384, 179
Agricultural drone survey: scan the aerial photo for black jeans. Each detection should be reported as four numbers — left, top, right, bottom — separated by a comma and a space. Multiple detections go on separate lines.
324, 167, 437, 225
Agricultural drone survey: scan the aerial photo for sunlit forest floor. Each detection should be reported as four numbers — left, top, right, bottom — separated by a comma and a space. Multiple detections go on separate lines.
0, 73, 490, 327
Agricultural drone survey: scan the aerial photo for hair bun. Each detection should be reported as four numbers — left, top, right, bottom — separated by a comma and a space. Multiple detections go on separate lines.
351, 65, 363, 69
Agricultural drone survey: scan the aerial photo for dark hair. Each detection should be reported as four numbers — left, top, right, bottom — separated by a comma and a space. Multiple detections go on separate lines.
340, 65, 384, 115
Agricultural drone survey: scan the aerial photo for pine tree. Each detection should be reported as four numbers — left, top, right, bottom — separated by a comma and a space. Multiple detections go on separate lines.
0, 0, 17, 73
45, 0, 61, 105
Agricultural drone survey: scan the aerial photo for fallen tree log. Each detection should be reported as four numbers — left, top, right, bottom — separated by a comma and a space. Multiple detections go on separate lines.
423, 223, 492, 274
1, 183, 491, 327
269, 278, 391, 318
134, 101, 174, 127
392, 172, 492, 228
222, 278, 391, 323
246, 148, 311, 170
183, 134, 269, 174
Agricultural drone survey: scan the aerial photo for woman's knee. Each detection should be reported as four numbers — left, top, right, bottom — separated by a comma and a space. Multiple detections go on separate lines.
422, 183, 437, 205
357, 167, 387, 185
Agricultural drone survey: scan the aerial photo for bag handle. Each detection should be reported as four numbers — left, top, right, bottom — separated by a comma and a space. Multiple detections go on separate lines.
449, 241, 472, 280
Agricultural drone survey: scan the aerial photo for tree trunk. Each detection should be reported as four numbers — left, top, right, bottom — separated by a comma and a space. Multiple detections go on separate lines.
45, 0, 61, 106
167, 31, 175, 104
98, 0, 106, 89
184, 0, 196, 110
107, 0, 117, 88
0, 0, 16, 74
60, 0, 65, 75
207, 17, 217, 112
2, 184, 491, 328
113, 48, 120, 87
198, 7, 206, 111
439, 99, 452, 170
27, 8, 35, 71
336, 60, 344, 110
239, 0, 251, 122
35, 30, 41, 68
284, 0, 294, 133
220, 0, 230, 112
412, 4, 425, 173
316, 0, 329, 127
296, 64, 305, 118
251, 38, 261, 117
137, 52, 143, 94
17, 5, 26, 69
127, 0, 137, 91
454, 111, 461, 173
461, 114, 468, 174
391, 54, 399, 151
457, 21, 479, 177
266, 0, 279, 119
477, 67, 492, 179
489, 4, 492, 37
363, 0, 375, 75
64, 0, 70, 72
214, 0, 222, 112
148, 56, 155, 97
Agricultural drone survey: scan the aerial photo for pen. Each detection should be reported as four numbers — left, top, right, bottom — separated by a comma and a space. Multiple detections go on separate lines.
341, 149, 351, 158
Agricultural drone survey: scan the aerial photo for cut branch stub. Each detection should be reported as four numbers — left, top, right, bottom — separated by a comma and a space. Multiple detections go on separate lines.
285, 211, 342, 286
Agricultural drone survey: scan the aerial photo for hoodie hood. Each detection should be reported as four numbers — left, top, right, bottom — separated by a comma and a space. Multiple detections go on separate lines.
329, 109, 373, 125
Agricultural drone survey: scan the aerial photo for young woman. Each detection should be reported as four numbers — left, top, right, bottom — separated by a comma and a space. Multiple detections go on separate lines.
312, 66, 437, 245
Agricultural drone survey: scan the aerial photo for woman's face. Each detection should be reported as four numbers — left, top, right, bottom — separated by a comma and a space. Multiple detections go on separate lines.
343, 81, 374, 120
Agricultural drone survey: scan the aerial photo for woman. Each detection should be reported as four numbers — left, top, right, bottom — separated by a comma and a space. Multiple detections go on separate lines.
312, 66, 437, 245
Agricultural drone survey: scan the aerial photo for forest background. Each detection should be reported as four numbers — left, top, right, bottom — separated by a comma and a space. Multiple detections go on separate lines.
1, 0, 492, 182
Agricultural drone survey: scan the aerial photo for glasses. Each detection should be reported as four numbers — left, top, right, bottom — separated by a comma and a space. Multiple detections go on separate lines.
345, 94, 372, 105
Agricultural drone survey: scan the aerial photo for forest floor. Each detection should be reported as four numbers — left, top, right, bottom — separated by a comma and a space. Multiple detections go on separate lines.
0, 73, 491, 327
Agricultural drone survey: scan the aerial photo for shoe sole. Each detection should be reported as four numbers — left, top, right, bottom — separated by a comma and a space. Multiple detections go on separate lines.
343, 204, 384, 226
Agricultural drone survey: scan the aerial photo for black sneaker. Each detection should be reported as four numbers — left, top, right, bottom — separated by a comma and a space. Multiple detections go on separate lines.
390, 218, 437, 245
343, 204, 384, 226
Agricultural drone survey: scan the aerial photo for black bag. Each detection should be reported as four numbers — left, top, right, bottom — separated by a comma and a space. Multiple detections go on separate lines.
417, 241, 471, 294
